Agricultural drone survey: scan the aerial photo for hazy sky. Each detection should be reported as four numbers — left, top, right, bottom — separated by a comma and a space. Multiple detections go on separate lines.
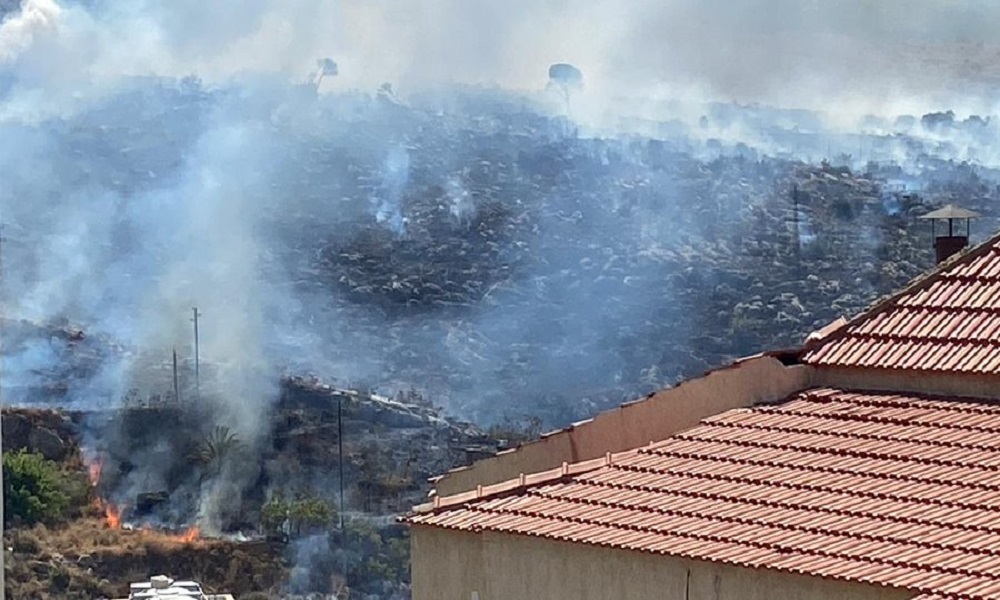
4, 0, 1000, 115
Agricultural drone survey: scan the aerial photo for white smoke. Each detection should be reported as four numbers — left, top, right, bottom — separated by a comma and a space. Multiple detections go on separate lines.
373, 145, 410, 236
0, 0, 61, 62
2, 0, 1000, 538
5, 0, 1000, 116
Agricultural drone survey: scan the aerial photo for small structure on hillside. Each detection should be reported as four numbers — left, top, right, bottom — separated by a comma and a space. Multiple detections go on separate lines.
919, 203, 980, 263
115, 575, 235, 600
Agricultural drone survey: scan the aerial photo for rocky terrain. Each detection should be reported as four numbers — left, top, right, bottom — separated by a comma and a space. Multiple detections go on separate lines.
8, 83, 1000, 430
2, 48, 1000, 599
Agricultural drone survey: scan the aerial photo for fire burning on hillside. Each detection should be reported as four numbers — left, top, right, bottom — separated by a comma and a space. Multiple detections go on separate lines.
105, 503, 122, 529
169, 527, 202, 543
83, 450, 201, 542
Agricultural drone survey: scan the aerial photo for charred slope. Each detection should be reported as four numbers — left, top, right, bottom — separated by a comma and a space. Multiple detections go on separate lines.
2, 381, 487, 598
305, 145, 975, 424
4, 80, 1000, 431
0, 408, 285, 599
75, 377, 488, 532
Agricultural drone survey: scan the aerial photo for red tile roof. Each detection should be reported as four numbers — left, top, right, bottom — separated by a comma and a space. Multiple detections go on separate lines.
803, 233, 1000, 371
407, 388, 1000, 600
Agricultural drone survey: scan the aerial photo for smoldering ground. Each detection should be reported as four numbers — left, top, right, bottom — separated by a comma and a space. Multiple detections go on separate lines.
2, 0, 1000, 541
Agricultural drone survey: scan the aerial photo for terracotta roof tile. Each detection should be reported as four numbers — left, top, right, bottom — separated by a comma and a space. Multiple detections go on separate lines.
803, 236, 1000, 372
406, 388, 1000, 600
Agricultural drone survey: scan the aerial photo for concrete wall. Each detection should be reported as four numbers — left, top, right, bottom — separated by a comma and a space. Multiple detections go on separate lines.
815, 366, 1000, 400
435, 356, 813, 497
411, 526, 914, 600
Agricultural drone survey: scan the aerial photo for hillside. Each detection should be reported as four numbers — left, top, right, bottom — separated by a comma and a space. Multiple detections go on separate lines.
2, 48, 1000, 600
2, 383, 499, 598
7, 79, 997, 429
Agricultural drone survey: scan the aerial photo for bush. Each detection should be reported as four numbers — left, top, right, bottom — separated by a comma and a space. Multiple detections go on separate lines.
261, 494, 335, 538
3, 451, 70, 526
343, 520, 411, 592
10, 530, 41, 554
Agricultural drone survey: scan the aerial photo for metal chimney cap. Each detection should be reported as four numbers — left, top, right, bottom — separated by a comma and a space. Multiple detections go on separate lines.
918, 204, 981, 220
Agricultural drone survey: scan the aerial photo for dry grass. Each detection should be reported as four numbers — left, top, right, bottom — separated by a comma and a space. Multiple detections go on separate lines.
28, 513, 213, 555
6, 516, 287, 599
1, 407, 286, 598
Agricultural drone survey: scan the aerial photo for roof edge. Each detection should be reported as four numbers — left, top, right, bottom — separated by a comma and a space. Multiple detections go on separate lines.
801, 228, 1000, 356
428, 354, 813, 497
405, 519, 932, 599
402, 451, 619, 519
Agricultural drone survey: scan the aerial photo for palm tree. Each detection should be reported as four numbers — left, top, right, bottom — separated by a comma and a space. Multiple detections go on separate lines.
192, 425, 245, 476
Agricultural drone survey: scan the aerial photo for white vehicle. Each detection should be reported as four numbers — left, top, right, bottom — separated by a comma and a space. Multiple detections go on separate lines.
126, 576, 205, 599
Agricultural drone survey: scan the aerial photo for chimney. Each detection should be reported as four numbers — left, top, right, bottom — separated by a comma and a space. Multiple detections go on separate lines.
918, 204, 981, 263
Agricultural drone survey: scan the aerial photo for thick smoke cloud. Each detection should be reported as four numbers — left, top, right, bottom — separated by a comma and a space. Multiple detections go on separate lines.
2, 0, 1000, 533
6, 0, 1000, 114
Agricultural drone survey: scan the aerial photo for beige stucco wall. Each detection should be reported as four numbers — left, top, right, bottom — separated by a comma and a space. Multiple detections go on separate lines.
411, 526, 915, 600
815, 366, 1000, 399
435, 356, 814, 497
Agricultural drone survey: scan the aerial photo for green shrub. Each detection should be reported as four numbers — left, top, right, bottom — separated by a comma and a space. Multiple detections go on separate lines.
3, 451, 70, 526
260, 494, 335, 538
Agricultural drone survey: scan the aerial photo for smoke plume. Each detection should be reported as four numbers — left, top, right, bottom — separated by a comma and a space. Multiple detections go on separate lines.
2, 0, 1000, 535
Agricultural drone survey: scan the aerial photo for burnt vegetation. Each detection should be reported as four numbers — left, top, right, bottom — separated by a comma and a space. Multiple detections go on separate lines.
326, 192, 525, 312
3, 74, 1000, 598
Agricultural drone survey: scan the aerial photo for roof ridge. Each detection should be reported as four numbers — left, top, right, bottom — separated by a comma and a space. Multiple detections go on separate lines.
864, 305, 1000, 314
801, 230, 1000, 356
828, 334, 1000, 344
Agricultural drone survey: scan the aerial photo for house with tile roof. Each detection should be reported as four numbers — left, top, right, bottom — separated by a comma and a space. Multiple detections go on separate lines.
404, 228, 1000, 600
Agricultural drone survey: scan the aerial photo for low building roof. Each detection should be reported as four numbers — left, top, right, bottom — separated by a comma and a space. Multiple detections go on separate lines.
406, 387, 1000, 600
803, 231, 1000, 372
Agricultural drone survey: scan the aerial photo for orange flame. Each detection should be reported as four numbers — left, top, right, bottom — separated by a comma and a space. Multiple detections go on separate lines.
83, 451, 120, 529
168, 526, 201, 543
104, 503, 122, 529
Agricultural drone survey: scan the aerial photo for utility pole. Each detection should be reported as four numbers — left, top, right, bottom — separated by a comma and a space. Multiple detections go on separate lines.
338, 395, 345, 530
172, 349, 180, 406
792, 185, 801, 271
191, 308, 201, 393
338, 394, 347, 580
0, 218, 6, 600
